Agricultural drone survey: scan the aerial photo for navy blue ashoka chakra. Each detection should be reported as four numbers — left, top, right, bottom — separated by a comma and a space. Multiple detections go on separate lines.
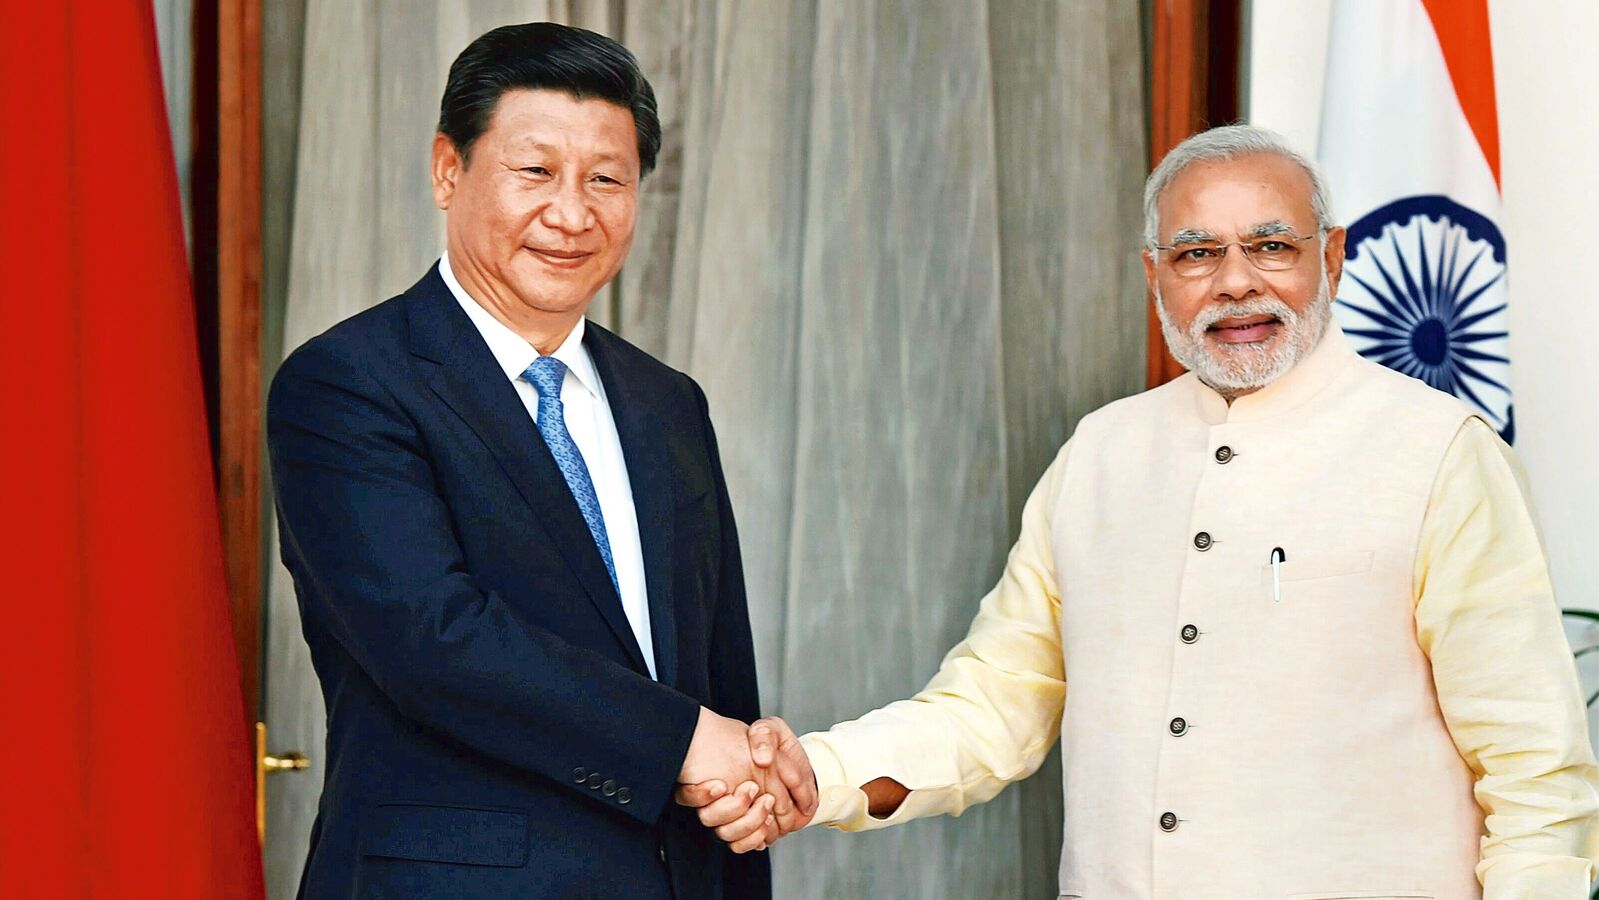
1336, 194, 1514, 443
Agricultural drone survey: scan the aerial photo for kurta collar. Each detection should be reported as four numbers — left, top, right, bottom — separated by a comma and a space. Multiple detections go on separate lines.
438, 251, 603, 401
1187, 323, 1358, 425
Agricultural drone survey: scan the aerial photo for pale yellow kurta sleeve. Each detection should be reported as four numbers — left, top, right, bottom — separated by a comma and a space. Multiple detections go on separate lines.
1413, 417, 1599, 899
799, 442, 1071, 831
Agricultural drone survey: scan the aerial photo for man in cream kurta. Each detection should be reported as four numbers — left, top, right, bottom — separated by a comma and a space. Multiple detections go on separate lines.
679, 126, 1599, 899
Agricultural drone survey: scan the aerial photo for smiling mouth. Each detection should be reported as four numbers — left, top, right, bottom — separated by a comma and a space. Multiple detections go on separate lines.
1209, 314, 1277, 330
1206, 315, 1282, 343
527, 247, 592, 267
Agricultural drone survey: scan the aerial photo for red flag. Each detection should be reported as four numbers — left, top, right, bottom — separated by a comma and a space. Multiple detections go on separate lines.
0, 2, 266, 897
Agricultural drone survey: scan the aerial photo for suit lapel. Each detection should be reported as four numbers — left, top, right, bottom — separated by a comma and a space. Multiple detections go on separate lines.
403, 269, 651, 676
585, 325, 680, 688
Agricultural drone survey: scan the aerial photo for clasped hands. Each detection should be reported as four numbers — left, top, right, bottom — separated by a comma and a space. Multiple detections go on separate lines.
675, 708, 816, 853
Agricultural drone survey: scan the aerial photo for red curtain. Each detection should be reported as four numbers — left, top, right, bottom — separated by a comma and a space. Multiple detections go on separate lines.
0, 1, 265, 896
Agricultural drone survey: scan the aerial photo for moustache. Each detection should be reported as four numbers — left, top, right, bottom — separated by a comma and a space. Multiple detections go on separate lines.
1191, 298, 1298, 336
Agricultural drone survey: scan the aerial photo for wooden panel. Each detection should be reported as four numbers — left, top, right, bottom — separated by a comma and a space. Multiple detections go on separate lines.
217, 0, 263, 721
1146, 0, 1242, 388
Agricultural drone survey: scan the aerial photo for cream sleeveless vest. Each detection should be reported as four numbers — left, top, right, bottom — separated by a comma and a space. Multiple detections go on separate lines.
1053, 327, 1481, 900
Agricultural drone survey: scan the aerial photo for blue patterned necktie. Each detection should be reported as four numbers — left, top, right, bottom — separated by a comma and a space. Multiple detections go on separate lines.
522, 356, 618, 592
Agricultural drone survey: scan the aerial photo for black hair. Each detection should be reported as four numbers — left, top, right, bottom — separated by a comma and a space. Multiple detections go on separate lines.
437, 22, 660, 176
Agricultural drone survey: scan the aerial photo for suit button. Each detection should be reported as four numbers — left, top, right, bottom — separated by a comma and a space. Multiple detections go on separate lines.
587, 772, 604, 789
1180, 624, 1199, 643
658, 846, 667, 863
617, 787, 633, 805
1169, 717, 1187, 736
1214, 445, 1233, 464
1193, 531, 1212, 551
1159, 811, 1179, 832
572, 767, 588, 783
602, 779, 618, 796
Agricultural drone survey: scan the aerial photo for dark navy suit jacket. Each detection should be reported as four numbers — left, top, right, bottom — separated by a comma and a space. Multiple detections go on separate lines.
267, 266, 770, 899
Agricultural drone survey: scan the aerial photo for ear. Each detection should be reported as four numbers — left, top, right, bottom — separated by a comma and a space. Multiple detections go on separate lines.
1322, 226, 1347, 297
1142, 247, 1158, 297
432, 133, 463, 211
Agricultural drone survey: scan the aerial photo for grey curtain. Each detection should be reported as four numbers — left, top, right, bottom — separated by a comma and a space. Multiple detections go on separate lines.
151, 0, 193, 244
261, 3, 1146, 897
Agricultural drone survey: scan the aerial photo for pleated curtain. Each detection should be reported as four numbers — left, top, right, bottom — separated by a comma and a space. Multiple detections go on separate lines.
152, 0, 194, 245
262, 2, 1147, 897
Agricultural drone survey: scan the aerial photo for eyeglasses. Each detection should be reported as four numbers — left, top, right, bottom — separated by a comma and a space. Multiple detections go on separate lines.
1153, 232, 1321, 277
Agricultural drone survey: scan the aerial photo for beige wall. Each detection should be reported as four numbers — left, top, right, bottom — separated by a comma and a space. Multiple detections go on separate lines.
1246, 0, 1599, 615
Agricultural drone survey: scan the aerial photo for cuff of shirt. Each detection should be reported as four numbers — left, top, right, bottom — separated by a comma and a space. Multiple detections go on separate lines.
1479, 852, 1594, 900
801, 733, 868, 826
800, 732, 953, 832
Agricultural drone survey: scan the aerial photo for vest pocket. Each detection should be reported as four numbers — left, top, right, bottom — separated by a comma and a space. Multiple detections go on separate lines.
1259, 549, 1374, 585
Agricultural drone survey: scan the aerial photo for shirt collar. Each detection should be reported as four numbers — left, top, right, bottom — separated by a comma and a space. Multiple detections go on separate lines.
1187, 322, 1359, 425
438, 252, 604, 400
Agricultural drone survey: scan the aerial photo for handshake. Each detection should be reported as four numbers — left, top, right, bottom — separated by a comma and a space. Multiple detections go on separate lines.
674, 708, 819, 853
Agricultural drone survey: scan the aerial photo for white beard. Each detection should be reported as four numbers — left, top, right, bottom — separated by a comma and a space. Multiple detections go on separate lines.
1155, 275, 1333, 397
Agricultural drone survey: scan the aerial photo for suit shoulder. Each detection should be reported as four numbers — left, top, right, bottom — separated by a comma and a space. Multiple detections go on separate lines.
270, 294, 410, 414
282, 294, 408, 367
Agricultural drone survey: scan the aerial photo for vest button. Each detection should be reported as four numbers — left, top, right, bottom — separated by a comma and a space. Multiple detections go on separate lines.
1193, 531, 1212, 551
1180, 624, 1199, 643
1159, 811, 1179, 832
1214, 445, 1233, 463
1169, 717, 1187, 736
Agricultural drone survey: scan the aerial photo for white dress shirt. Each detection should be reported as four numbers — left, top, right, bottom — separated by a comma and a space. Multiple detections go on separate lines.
439, 252, 656, 679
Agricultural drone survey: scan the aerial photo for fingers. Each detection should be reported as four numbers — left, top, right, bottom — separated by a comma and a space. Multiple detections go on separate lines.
751, 756, 808, 835
779, 755, 818, 820
716, 792, 776, 851
754, 716, 819, 822
760, 769, 796, 822
694, 781, 762, 829
728, 812, 779, 855
749, 720, 778, 768
673, 780, 727, 809
773, 791, 811, 833
687, 715, 815, 847
746, 719, 792, 821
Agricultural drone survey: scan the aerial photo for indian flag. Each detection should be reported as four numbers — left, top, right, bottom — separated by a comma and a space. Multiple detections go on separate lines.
1320, 0, 1514, 441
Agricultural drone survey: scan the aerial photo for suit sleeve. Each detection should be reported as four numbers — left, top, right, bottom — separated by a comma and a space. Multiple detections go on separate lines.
686, 379, 772, 897
267, 340, 701, 825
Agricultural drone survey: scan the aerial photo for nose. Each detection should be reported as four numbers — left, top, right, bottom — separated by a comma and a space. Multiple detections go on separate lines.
538, 176, 595, 235
1208, 242, 1266, 301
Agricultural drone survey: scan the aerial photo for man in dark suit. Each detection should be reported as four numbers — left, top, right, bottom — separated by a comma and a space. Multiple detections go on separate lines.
268, 23, 814, 899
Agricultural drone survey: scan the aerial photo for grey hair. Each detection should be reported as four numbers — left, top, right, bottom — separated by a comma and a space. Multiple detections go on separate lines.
1143, 124, 1335, 248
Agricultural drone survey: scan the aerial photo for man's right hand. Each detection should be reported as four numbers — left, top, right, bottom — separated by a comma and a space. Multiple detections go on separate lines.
676, 716, 818, 848
678, 709, 818, 852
